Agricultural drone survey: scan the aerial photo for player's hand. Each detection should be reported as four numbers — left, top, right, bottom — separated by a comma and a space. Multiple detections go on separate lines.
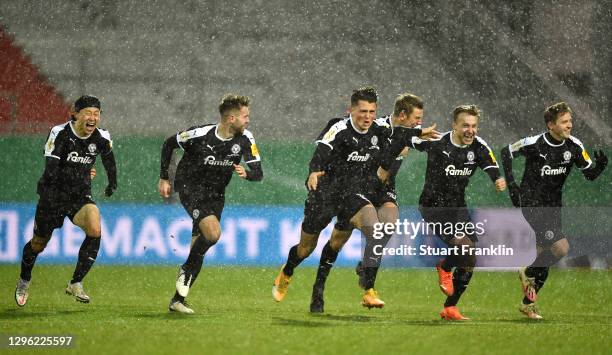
594, 149, 608, 168
90, 168, 97, 180
494, 177, 506, 192
158, 179, 172, 198
233, 164, 247, 179
399, 147, 409, 157
307, 171, 325, 191
507, 181, 521, 207
419, 123, 441, 140
104, 184, 116, 197
377, 167, 390, 184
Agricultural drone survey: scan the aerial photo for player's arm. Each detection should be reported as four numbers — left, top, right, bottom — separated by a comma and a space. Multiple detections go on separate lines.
98, 130, 117, 197
158, 134, 180, 198
307, 143, 332, 191
236, 133, 263, 181
41, 129, 66, 185
500, 145, 521, 206
379, 131, 430, 183
101, 150, 117, 197
478, 143, 505, 192
577, 147, 607, 181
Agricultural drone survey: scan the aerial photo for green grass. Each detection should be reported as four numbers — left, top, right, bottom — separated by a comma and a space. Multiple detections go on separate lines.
1, 265, 611, 354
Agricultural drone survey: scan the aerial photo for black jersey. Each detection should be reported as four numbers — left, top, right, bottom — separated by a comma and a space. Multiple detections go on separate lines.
309, 116, 420, 196
38, 121, 113, 198
398, 132, 500, 207
376, 115, 405, 190
161, 124, 261, 194
507, 132, 592, 206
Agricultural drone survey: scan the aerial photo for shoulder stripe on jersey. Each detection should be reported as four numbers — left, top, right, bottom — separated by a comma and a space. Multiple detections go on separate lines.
98, 128, 112, 142
568, 135, 586, 150
482, 165, 498, 170
44, 122, 70, 157
176, 124, 215, 149
508, 134, 542, 158
243, 129, 257, 145
315, 118, 350, 149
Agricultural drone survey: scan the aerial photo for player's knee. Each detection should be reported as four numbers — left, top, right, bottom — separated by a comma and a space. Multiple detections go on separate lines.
31, 236, 50, 253
86, 224, 102, 237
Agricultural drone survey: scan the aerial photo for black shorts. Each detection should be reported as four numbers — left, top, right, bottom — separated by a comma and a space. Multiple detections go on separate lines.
34, 192, 95, 237
334, 192, 374, 231
302, 186, 338, 235
419, 206, 476, 244
369, 182, 398, 208
521, 206, 564, 247
179, 190, 225, 237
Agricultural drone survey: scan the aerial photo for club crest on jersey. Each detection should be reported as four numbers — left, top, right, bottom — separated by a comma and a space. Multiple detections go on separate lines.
347, 151, 370, 162
467, 151, 475, 163
371, 135, 378, 146
544, 230, 554, 240
540, 165, 567, 176
445, 165, 472, 176
563, 150, 571, 162
67, 151, 93, 164
192, 209, 200, 219
88, 143, 97, 155
231, 144, 241, 155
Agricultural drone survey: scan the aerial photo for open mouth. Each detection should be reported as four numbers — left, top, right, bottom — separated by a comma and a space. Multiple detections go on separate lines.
85, 122, 96, 129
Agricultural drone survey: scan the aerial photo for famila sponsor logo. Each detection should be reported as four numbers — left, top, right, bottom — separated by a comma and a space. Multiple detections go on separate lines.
540, 165, 567, 176
67, 152, 93, 164
204, 156, 233, 166
347, 151, 370, 162
444, 165, 472, 176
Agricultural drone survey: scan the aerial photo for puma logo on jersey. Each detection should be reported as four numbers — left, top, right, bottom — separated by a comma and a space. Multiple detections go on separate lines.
347, 152, 370, 162
67, 152, 93, 164
540, 165, 566, 176
203, 155, 233, 166
539, 153, 547, 160
444, 165, 472, 176
442, 151, 451, 158
352, 137, 359, 144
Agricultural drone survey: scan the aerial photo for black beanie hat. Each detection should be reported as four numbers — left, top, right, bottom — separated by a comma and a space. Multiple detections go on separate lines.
74, 95, 101, 112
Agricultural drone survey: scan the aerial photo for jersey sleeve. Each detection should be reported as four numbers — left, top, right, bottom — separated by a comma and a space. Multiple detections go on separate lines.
315, 122, 345, 150
43, 126, 67, 160
241, 130, 261, 164
478, 142, 499, 171
175, 125, 202, 152
569, 136, 593, 170
409, 136, 432, 152
507, 135, 539, 159
98, 128, 113, 156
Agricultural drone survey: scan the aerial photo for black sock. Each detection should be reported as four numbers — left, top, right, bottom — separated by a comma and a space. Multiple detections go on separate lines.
440, 256, 454, 272
314, 241, 339, 287
283, 245, 306, 277
182, 236, 217, 288
531, 250, 560, 268
20, 241, 39, 281
523, 266, 549, 304
71, 236, 101, 284
444, 268, 473, 307
172, 291, 185, 303
363, 266, 380, 290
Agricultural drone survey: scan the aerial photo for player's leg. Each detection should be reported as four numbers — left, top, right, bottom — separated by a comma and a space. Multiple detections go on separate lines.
68, 202, 102, 303
310, 227, 352, 313
350, 202, 386, 308
420, 207, 455, 296
273, 190, 334, 302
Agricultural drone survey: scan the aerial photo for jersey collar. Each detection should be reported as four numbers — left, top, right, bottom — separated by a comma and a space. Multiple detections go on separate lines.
215, 124, 234, 141
449, 132, 468, 148
69, 121, 93, 139
349, 114, 368, 135
543, 132, 565, 147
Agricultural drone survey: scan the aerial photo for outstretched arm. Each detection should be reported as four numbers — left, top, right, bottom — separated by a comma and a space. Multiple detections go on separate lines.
582, 150, 608, 181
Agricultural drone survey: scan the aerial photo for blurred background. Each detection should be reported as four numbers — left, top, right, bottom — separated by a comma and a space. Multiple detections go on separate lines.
0, 0, 610, 266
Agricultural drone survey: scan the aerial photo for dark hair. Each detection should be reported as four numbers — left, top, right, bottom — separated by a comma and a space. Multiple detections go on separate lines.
74, 95, 101, 112
351, 86, 378, 106
544, 102, 572, 125
219, 94, 250, 118
452, 104, 481, 122
393, 93, 424, 117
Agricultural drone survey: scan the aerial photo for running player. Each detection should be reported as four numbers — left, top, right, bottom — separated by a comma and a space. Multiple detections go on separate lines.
159, 94, 263, 314
500, 102, 607, 319
380, 104, 506, 320
14, 95, 117, 306
272, 87, 438, 311
310, 93, 426, 313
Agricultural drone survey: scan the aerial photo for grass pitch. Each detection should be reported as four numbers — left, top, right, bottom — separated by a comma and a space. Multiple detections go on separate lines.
1, 265, 610, 354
